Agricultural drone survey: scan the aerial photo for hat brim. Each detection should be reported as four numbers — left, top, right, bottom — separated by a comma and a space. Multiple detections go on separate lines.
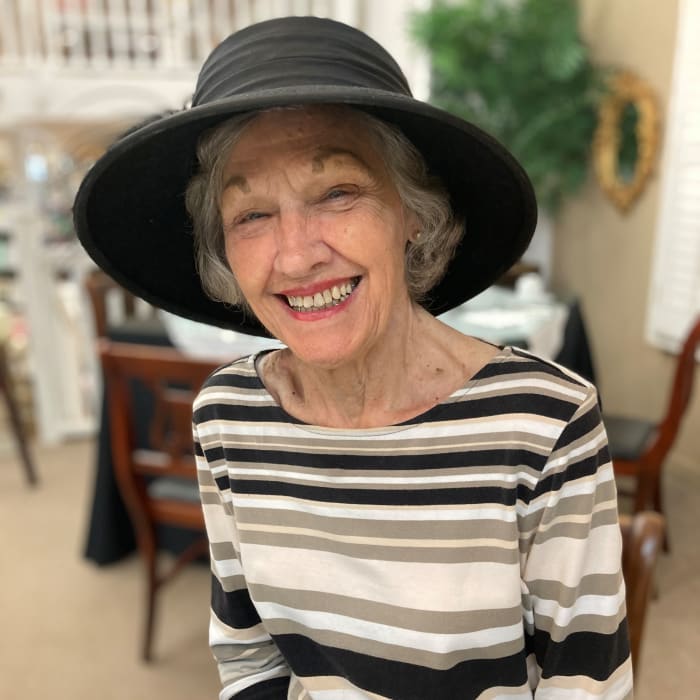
74, 85, 537, 337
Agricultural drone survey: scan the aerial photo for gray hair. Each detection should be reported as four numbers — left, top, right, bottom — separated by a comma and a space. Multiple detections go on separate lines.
185, 106, 464, 313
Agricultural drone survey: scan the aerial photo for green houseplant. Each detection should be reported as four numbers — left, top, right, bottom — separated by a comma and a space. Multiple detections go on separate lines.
412, 0, 607, 213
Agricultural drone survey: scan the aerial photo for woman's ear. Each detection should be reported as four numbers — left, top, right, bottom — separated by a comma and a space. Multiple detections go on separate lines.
404, 209, 421, 243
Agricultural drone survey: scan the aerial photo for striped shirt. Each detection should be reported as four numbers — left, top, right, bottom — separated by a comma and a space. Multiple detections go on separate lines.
193, 346, 633, 700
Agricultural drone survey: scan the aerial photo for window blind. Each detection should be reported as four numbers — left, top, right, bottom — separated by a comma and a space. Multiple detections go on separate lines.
647, 0, 700, 352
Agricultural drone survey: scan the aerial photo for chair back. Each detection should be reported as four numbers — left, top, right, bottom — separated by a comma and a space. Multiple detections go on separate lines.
85, 268, 158, 337
655, 316, 700, 455
620, 511, 665, 673
99, 340, 222, 532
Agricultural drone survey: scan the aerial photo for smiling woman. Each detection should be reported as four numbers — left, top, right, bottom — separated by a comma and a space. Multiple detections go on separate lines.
73, 16, 633, 700
197, 107, 428, 376
186, 105, 461, 316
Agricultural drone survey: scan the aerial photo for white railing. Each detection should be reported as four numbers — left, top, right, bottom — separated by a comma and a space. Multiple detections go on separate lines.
1, 0, 430, 445
0, 0, 364, 73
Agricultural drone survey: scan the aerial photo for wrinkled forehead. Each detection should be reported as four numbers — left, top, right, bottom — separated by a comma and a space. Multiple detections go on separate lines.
221, 105, 386, 181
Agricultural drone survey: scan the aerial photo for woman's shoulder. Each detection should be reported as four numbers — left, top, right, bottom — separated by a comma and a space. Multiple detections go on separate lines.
446, 344, 600, 423
193, 352, 270, 412
484, 345, 596, 391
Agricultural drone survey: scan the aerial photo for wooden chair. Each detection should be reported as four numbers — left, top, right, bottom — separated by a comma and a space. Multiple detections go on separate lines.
619, 511, 665, 674
605, 316, 700, 547
85, 268, 158, 338
99, 339, 221, 661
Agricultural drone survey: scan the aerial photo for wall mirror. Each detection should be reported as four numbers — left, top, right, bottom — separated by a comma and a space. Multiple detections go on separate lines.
592, 71, 660, 213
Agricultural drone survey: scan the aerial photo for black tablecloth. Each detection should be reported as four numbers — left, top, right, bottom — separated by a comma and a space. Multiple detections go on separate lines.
554, 300, 597, 386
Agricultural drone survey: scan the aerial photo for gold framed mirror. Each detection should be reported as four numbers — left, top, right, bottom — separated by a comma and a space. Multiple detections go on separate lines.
592, 71, 660, 213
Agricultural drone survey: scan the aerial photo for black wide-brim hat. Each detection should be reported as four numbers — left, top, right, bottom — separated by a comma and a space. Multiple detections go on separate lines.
73, 15, 537, 337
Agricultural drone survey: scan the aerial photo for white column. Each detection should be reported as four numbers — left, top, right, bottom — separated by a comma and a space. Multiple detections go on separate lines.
361, 0, 430, 100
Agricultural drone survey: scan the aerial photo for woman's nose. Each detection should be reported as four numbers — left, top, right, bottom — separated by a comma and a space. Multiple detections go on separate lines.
273, 209, 331, 278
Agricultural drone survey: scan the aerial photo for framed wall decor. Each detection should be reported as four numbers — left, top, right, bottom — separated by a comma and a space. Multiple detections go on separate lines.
592, 70, 661, 213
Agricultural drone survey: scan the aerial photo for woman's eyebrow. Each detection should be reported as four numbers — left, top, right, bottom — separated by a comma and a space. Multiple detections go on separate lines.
222, 174, 250, 194
311, 147, 372, 174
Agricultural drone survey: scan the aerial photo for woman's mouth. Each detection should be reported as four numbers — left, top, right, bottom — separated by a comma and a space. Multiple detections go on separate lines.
283, 277, 361, 313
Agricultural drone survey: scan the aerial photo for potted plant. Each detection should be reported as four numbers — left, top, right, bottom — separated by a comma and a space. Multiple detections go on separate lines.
411, 0, 607, 214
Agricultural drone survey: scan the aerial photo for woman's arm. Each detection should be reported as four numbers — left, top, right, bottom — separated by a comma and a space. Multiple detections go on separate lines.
520, 385, 633, 698
194, 423, 291, 700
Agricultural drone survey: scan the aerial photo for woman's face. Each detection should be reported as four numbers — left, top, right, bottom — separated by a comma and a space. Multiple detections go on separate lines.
220, 107, 417, 369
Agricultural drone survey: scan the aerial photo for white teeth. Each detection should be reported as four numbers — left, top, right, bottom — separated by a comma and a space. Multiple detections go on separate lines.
286, 279, 358, 312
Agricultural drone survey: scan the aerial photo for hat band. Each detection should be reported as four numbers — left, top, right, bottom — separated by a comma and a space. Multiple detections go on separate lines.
192, 18, 412, 106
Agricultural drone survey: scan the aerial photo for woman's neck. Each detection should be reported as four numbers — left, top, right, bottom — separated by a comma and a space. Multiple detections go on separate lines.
259, 306, 497, 429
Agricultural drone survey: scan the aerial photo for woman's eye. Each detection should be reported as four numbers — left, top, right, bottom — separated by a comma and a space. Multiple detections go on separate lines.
323, 186, 355, 202
237, 211, 267, 224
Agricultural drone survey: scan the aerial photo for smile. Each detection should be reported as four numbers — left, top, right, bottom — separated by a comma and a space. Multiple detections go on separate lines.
284, 277, 360, 312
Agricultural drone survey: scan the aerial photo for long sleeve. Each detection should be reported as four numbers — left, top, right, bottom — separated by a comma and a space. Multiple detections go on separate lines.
519, 385, 634, 698
194, 422, 291, 700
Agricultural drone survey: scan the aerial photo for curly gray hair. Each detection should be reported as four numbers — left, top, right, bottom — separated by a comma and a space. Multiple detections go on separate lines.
185, 106, 464, 314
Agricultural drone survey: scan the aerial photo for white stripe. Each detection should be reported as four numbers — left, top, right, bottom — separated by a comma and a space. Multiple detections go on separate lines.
196, 415, 564, 441
244, 544, 521, 613
308, 686, 391, 700
200, 434, 554, 456
219, 668, 287, 700
212, 556, 243, 578
257, 601, 524, 653
536, 658, 633, 699
542, 431, 610, 476
524, 524, 623, 585
237, 522, 519, 550
462, 377, 588, 402
234, 496, 518, 522
226, 466, 538, 487
532, 588, 626, 627
209, 611, 270, 645
197, 389, 276, 404
519, 466, 616, 518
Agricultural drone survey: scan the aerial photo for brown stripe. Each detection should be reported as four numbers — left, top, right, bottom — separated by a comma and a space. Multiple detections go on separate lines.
250, 583, 522, 634
236, 507, 517, 541
238, 531, 520, 564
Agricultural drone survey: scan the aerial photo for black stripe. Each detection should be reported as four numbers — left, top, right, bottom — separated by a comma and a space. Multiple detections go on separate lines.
273, 633, 528, 700
211, 573, 262, 629
477, 354, 587, 387
229, 479, 517, 506
195, 404, 295, 424
405, 393, 578, 424
203, 371, 262, 390
560, 402, 603, 445
203, 444, 226, 463
222, 447, 547, 472
236, 677, 289, 700
528, 621, 630, 682
195, 392, 577, 426
531, 446, 609, 500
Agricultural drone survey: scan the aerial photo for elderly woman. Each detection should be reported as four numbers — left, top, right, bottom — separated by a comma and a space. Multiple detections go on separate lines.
75, 16, 631, 700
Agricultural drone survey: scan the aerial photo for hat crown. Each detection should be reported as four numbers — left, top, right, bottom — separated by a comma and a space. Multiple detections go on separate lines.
192, 16, 412, 106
